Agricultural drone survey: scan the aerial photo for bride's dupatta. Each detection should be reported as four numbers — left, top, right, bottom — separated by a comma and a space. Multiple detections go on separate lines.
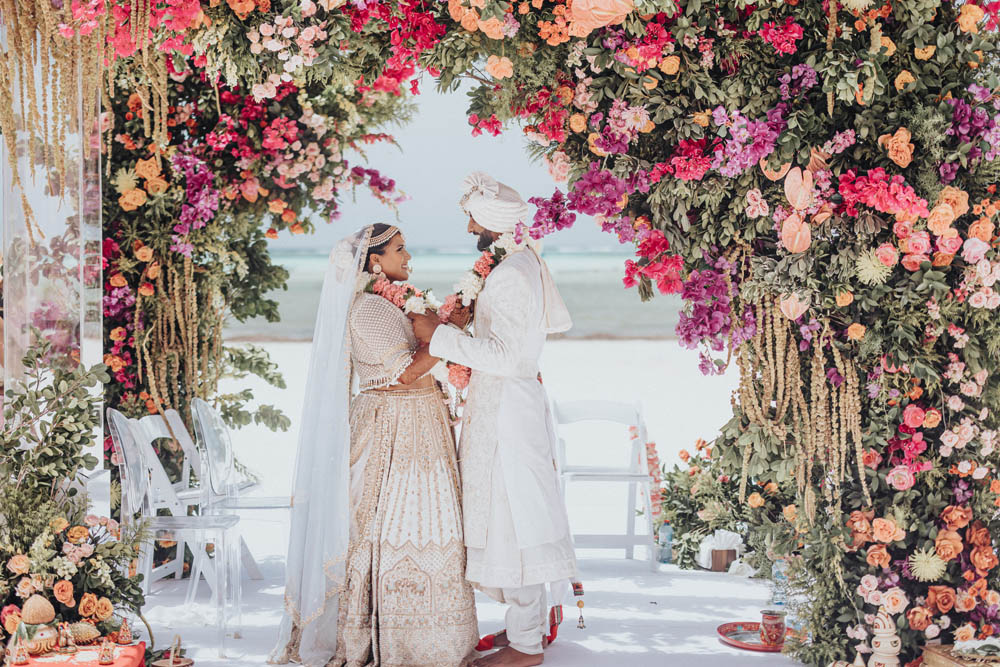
269, 227, 373, 667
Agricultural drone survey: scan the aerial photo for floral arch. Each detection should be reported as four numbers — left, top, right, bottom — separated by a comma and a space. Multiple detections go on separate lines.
2, 0, 999, 663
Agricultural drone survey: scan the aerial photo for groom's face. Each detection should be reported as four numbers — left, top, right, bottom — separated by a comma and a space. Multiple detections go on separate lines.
467, 215, 498, 252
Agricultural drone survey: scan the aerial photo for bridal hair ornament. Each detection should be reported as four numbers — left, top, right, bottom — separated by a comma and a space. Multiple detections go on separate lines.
368, 224, 399, 248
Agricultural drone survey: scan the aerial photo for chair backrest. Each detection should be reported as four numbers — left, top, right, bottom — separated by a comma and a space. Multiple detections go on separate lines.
552, 399, 648, 472
190, 398, 235, 497
137, 411, 203, 482
128, 416, 190, 517
107, 408, 150, 520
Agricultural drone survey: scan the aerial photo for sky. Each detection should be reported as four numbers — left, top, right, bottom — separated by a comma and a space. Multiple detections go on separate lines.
269, 81, 613, 252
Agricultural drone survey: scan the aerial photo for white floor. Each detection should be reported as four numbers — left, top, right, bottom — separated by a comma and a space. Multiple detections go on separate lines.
140, 340, 799, 665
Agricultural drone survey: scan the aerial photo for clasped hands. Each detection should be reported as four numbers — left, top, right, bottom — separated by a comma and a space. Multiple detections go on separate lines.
408, 304, 472, 344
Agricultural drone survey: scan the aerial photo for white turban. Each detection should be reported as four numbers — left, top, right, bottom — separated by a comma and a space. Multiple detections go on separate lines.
459, 171, 573, 335
460, 171, 531, 234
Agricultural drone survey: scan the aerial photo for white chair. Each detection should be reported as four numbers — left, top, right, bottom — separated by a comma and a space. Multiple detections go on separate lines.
553, 399, 658, 569
107, 408, 241, 657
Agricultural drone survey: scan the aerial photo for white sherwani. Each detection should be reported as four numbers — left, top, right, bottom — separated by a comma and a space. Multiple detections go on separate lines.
430, 248, 578, 594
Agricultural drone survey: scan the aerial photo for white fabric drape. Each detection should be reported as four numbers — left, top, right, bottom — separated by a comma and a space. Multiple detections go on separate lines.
269, 227, 372, 667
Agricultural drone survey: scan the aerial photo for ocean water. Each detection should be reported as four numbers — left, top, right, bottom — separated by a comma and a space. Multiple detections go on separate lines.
223, 247, 682, 340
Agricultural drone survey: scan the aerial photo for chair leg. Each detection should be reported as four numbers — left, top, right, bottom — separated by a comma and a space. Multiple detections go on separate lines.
215, 531, 227, 658
240, 536, 263, 581
173, 538, 186, 581
230, 531, 243, 639
625, 481, 637, 560
641, 481, 658, 570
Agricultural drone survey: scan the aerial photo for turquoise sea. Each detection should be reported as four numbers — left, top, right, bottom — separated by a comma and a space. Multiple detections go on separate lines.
223, 247, 683, 340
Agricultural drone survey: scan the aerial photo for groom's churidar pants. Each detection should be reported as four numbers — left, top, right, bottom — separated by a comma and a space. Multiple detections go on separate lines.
502, 584, 548, 655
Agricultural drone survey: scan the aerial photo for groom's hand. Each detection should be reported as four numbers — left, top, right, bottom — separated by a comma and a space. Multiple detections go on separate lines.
448, 304, 473, 329
408, 311, 440, 343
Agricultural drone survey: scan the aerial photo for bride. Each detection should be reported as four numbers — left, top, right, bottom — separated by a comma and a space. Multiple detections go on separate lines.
270, 224, 479, 667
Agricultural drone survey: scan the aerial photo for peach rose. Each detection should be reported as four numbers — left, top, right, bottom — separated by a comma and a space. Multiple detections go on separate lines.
569, 0, 634, 35
658, 55, 680, 75
145, 175, 169, 195
477, 16, 504, 39
884, 587, 909, 614
878, 128, 914, 168
95, 597, 114, 621
927, 203, 956, 236
941, 505, 973, 531
955, 622, 977, 642
955, 591, 977, 613
78, 592, 98, 618
969, 218, 995, 243
880, 36, 896, 57
460, 10, 479, 31
873, 517, 905, 543
783, 504, 797, 522
935, 529, 964, 561
135, 246, 154, 262
569, 113, 587, 133
49, 518, 69, 533
2, 607, 20, 635
861, 449, 882, 469
957, 3, 984, 33
914, 45, 936, 60
907, 606, 933, 631
847, 510, 875, 538
836, 291, 854, 307
138, 282, 155, 297
66, 526, 89, 544
971, 545, 999, 575
134, 156, 161, 181
6, 554, 30, 576
146, 262, 160, 280
927, 585, 956, 614
923, 408, 942, 429
938, 186, 970, 218
968, 520, 991, 547
875, 243, 899, 267
987, 590, 1000, 607
53, 580, 75, 607
847, 323, 866, 341
485, 55, 514, 79
118, 188, 148, 212
747, 492, 765, 508
867, 543, 891, 568
895, 70, 915, 91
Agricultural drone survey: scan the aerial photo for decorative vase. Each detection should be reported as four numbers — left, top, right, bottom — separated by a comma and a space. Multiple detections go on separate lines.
760, 609, 787, 647
868, 606, 901, 667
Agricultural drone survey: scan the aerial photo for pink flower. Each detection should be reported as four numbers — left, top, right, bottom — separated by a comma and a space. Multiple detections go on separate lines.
438, 294, 460, 323
901, 254, 930, 272
969, 291, 989, 308
447, 364, 472, 389
745, 188, 769, 218
963, 238, 990, 264
875, 243, 899, 267
902, 404, 925, 428
893, 220, 914, 238
473, 252, 494, 279
886, 465, 916, 490
547, 150, 571, 182
947, 395, 965, 411
905, 231, 931, 255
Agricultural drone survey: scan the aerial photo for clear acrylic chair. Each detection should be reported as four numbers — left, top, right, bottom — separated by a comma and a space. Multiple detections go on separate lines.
107, 408, 240, 657
553, 399, 658, 569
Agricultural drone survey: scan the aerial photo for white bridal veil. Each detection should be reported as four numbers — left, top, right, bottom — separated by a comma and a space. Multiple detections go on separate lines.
269, 226, 372, 667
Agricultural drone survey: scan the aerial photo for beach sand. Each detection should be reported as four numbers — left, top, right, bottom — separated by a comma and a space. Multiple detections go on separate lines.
140, 339, 797, 666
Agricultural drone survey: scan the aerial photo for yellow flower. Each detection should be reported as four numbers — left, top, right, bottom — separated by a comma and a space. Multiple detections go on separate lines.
914, 45, 936, 60
894, 70, 915, 91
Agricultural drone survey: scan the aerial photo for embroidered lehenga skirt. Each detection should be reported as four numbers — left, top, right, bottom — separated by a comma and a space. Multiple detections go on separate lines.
331, 385, 478, 667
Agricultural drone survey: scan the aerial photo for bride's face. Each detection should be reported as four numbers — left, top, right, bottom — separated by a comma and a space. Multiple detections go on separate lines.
370, 233, 412, 281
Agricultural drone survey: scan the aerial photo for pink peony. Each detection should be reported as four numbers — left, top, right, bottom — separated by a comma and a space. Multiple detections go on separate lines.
937, 235, 963, 255
905, 231, 931, 255
963, 238, 990, 264
886, 465, 916, 491
875, 243, 899, 267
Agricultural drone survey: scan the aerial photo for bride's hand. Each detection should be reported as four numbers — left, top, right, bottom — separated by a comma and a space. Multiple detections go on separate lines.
408, 311, 440, 343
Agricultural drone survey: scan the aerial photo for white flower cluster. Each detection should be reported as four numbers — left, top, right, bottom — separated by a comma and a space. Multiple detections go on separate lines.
454, 272, 485, 307
403, 295, 427, 315
53, 556, 79, 580
89, 557, 114, 589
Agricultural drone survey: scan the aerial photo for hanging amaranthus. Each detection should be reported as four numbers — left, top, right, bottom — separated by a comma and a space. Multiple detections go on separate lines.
0, 1, 105, 241
736, 296, 870, 521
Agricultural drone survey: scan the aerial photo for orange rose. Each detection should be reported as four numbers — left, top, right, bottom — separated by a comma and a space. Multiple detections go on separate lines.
932, 252, 954, 267
878, 128, 914, 168
941, 505, 973, 531
955, 622, 977, 642
764, 482, 779, 495
679, 449, 690, 462
6, 555, 30, 576
747, 492, 765, 508
880, 36, 896, 57
971, 546, 999, 575
266, 228, 279, 240
894, 70, 915, 91
2, 609, 20, 635
992, 479, 1000, 494
783, 504, 797, 522
847, 510, 874, 536
118, 188, 148, 211
907, 606, 933, 631
290, 223, 304, 235
923, 409, 942, 429
957, 3, 984, 32
938, 186, 970, 218
460, 9, 479, 31
926, 585, 956, 613
66, 526, 89, 543
692, 111, 710, 128
658, 55, 680, 75
935, 529, 964, 561
861, 449, 881, 468
53, 580, 75, 608
78, 593, 98, 618
135, 246, 154, 262
95, 597, 114, 621
281, 208, 297, 223
956, 591, 977, 612
145, 176, 169, 195
138, 282, 155, 297
268, 199, 287, 213
914, 45, 936, 60
866, 544, 891, 568
873, 517, 905, 543
134, 156, 161, 181
847, 323, 866, 340
485, 55, 514, 79
478, 16, 504, 39
968, 521, 992, 547
146, 262, 161, 280
969, 218, 995, 243
836, 291, 854, 307
569, 113, 587, 133
926, 202, 956, 235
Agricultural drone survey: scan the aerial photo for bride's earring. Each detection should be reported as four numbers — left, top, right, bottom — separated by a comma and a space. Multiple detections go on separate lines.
372, 262, 382, 275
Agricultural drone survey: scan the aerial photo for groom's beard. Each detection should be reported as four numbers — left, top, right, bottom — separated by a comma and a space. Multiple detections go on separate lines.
476, 231, 494, 252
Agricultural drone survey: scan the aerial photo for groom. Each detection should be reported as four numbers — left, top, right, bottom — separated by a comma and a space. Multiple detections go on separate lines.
410, 172, 578, 667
